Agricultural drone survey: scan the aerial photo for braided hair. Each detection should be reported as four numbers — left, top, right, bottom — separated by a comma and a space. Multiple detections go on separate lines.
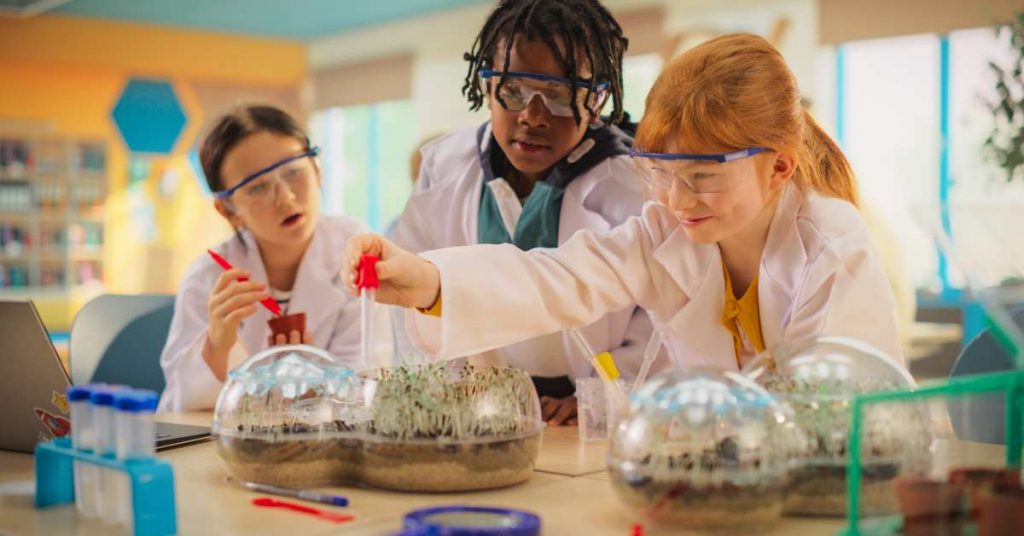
462, 0, 628, 126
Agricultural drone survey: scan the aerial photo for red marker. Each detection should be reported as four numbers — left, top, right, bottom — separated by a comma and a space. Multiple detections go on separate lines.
251, 497, 354, 524
207, 249, 282, 317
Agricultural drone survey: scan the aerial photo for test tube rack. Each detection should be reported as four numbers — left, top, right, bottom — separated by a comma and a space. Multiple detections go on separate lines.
34, 437, 177, 536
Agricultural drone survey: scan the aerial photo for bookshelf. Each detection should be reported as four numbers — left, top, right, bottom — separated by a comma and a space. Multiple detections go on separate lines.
0, 136, 107, 294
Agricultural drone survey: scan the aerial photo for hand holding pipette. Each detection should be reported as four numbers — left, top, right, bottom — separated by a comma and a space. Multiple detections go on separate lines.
342, 234, 441, 309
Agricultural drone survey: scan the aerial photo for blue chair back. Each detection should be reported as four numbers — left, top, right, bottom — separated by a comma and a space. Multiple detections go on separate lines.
69, 294, 174, 394
948, 308, 1024, 444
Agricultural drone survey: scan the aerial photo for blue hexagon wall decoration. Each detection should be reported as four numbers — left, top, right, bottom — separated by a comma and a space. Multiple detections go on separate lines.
111, 78, 187, 154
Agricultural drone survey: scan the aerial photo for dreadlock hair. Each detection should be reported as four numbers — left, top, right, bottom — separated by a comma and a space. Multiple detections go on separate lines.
462, 0, 628, 126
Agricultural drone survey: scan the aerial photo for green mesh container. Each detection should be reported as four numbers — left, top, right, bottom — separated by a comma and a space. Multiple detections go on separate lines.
842, 369, 1024, 535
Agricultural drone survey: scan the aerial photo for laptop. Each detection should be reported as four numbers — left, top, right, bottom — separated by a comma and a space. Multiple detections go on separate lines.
0, 300, 211, 453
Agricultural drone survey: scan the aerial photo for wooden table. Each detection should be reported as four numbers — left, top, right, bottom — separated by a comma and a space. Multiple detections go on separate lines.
1, 412, 846, 535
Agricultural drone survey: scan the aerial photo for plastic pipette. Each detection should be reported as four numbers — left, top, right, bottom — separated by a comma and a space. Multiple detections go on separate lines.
630, 331, 663, 395
569, 329, 629, 411
357, 255, 380, 367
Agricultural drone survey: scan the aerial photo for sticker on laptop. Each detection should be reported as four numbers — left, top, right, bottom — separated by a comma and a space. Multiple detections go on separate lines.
34, 407, 71, 438
52, 391, 69, 414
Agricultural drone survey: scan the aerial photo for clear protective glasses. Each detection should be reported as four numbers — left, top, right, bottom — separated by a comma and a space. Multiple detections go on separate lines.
628, 147, 768, 194
216, 147, 319, 209
480, 69, 609, 118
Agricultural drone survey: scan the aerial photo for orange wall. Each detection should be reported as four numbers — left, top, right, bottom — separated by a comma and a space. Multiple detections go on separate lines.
0, 15, 306, 85
0, 15, 308, 329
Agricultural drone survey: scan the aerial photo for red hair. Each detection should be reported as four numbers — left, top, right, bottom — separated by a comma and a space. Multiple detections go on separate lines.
635, 33, 858, 205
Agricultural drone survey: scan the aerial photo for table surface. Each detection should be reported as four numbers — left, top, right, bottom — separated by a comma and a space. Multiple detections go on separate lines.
1, 411, 850, 535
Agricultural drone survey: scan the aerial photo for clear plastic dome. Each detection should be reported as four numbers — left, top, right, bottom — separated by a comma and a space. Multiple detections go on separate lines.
608, 368, 806, 531
741, 336, 932, 516
212, 344, 367, 487
213, 349, 545, 491
359, 363, 545, 492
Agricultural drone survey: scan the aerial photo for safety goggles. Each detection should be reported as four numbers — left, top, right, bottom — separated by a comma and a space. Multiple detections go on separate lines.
628, 147, 768, 194
216, 147, 319, 209
480, 69, 609, 118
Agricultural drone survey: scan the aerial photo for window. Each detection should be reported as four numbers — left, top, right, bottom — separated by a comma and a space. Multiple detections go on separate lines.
840, 34, 940, 290
311, 100, 417, 232
829, 27, 1023, 295
947, 27, 1024, 288
619, 53, 663, 121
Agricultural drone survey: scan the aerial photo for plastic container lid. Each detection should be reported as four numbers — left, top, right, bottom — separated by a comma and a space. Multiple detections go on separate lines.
402, 506, 541, 536
66, 385, 92, 402
114, 390, 159, 412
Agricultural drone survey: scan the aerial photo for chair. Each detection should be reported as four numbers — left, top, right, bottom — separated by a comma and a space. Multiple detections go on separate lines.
69, 294, 175, 395
947, 307, 1024, 445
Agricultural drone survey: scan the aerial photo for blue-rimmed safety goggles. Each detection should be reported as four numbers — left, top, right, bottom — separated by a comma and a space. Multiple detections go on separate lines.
628, 147, 767, 163
480, 69, 610, 117
628, 147, 769, 194
216, 147, 320, 201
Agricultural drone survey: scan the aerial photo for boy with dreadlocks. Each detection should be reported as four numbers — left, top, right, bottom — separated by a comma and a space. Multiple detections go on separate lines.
391, 0, 658, 426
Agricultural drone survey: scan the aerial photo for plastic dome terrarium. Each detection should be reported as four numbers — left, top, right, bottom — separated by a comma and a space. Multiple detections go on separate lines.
213, 349, 545, 492
359, 363, 545, 492
742, 336, 933, 516
212, 345, 367, 487
608, 369, 807, 531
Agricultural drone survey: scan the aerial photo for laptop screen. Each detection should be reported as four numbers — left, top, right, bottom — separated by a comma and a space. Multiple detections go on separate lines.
0, 300, 210, 453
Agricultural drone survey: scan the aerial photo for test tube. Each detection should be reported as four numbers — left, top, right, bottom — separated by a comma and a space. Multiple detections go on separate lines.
114, 390, 158, 527
67, 385, 99, 517
89, 387, 119, 524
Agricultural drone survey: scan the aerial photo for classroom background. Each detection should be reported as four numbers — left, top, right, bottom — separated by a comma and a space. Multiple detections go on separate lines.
1, 0, 1022, 382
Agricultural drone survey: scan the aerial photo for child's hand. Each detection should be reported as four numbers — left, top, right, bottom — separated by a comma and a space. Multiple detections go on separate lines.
207, 268, 267, 354
343, 233, 441, 310
268, 330, 313, 347
541, 396, 578, 426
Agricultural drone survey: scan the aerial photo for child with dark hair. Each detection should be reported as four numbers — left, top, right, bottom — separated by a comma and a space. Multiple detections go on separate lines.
391, 0, 657, 426
159, 105, 364, 411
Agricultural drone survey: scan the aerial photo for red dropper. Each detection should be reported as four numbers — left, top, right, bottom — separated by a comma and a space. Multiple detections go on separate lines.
356, 255, 379, 292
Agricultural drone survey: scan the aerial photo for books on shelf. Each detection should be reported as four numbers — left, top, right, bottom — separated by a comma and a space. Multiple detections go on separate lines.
0, 137, 107, 291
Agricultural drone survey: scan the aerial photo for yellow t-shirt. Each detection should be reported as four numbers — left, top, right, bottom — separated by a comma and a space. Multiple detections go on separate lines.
720, 263, 766, 366
420, 295, 443, 317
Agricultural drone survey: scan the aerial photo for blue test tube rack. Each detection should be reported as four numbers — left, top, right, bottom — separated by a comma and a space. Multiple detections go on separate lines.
34, 437, 177, 536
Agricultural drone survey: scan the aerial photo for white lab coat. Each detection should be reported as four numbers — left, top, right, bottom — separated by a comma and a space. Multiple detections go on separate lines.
407, 182, 904, 371
393, 126, 659, 381
158, 216, 364, 412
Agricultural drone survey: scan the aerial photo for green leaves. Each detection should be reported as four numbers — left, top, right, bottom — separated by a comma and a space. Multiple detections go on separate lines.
984, 12, 1024, 183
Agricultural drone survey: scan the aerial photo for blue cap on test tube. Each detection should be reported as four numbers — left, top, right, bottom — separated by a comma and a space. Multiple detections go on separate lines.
67, 385, 93, 401
90, 388, 117, 406
113, 390, 158, 412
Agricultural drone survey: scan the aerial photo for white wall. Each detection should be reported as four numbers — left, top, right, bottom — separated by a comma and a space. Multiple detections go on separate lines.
660, 0, 820, 99
309, 3, 493, 138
